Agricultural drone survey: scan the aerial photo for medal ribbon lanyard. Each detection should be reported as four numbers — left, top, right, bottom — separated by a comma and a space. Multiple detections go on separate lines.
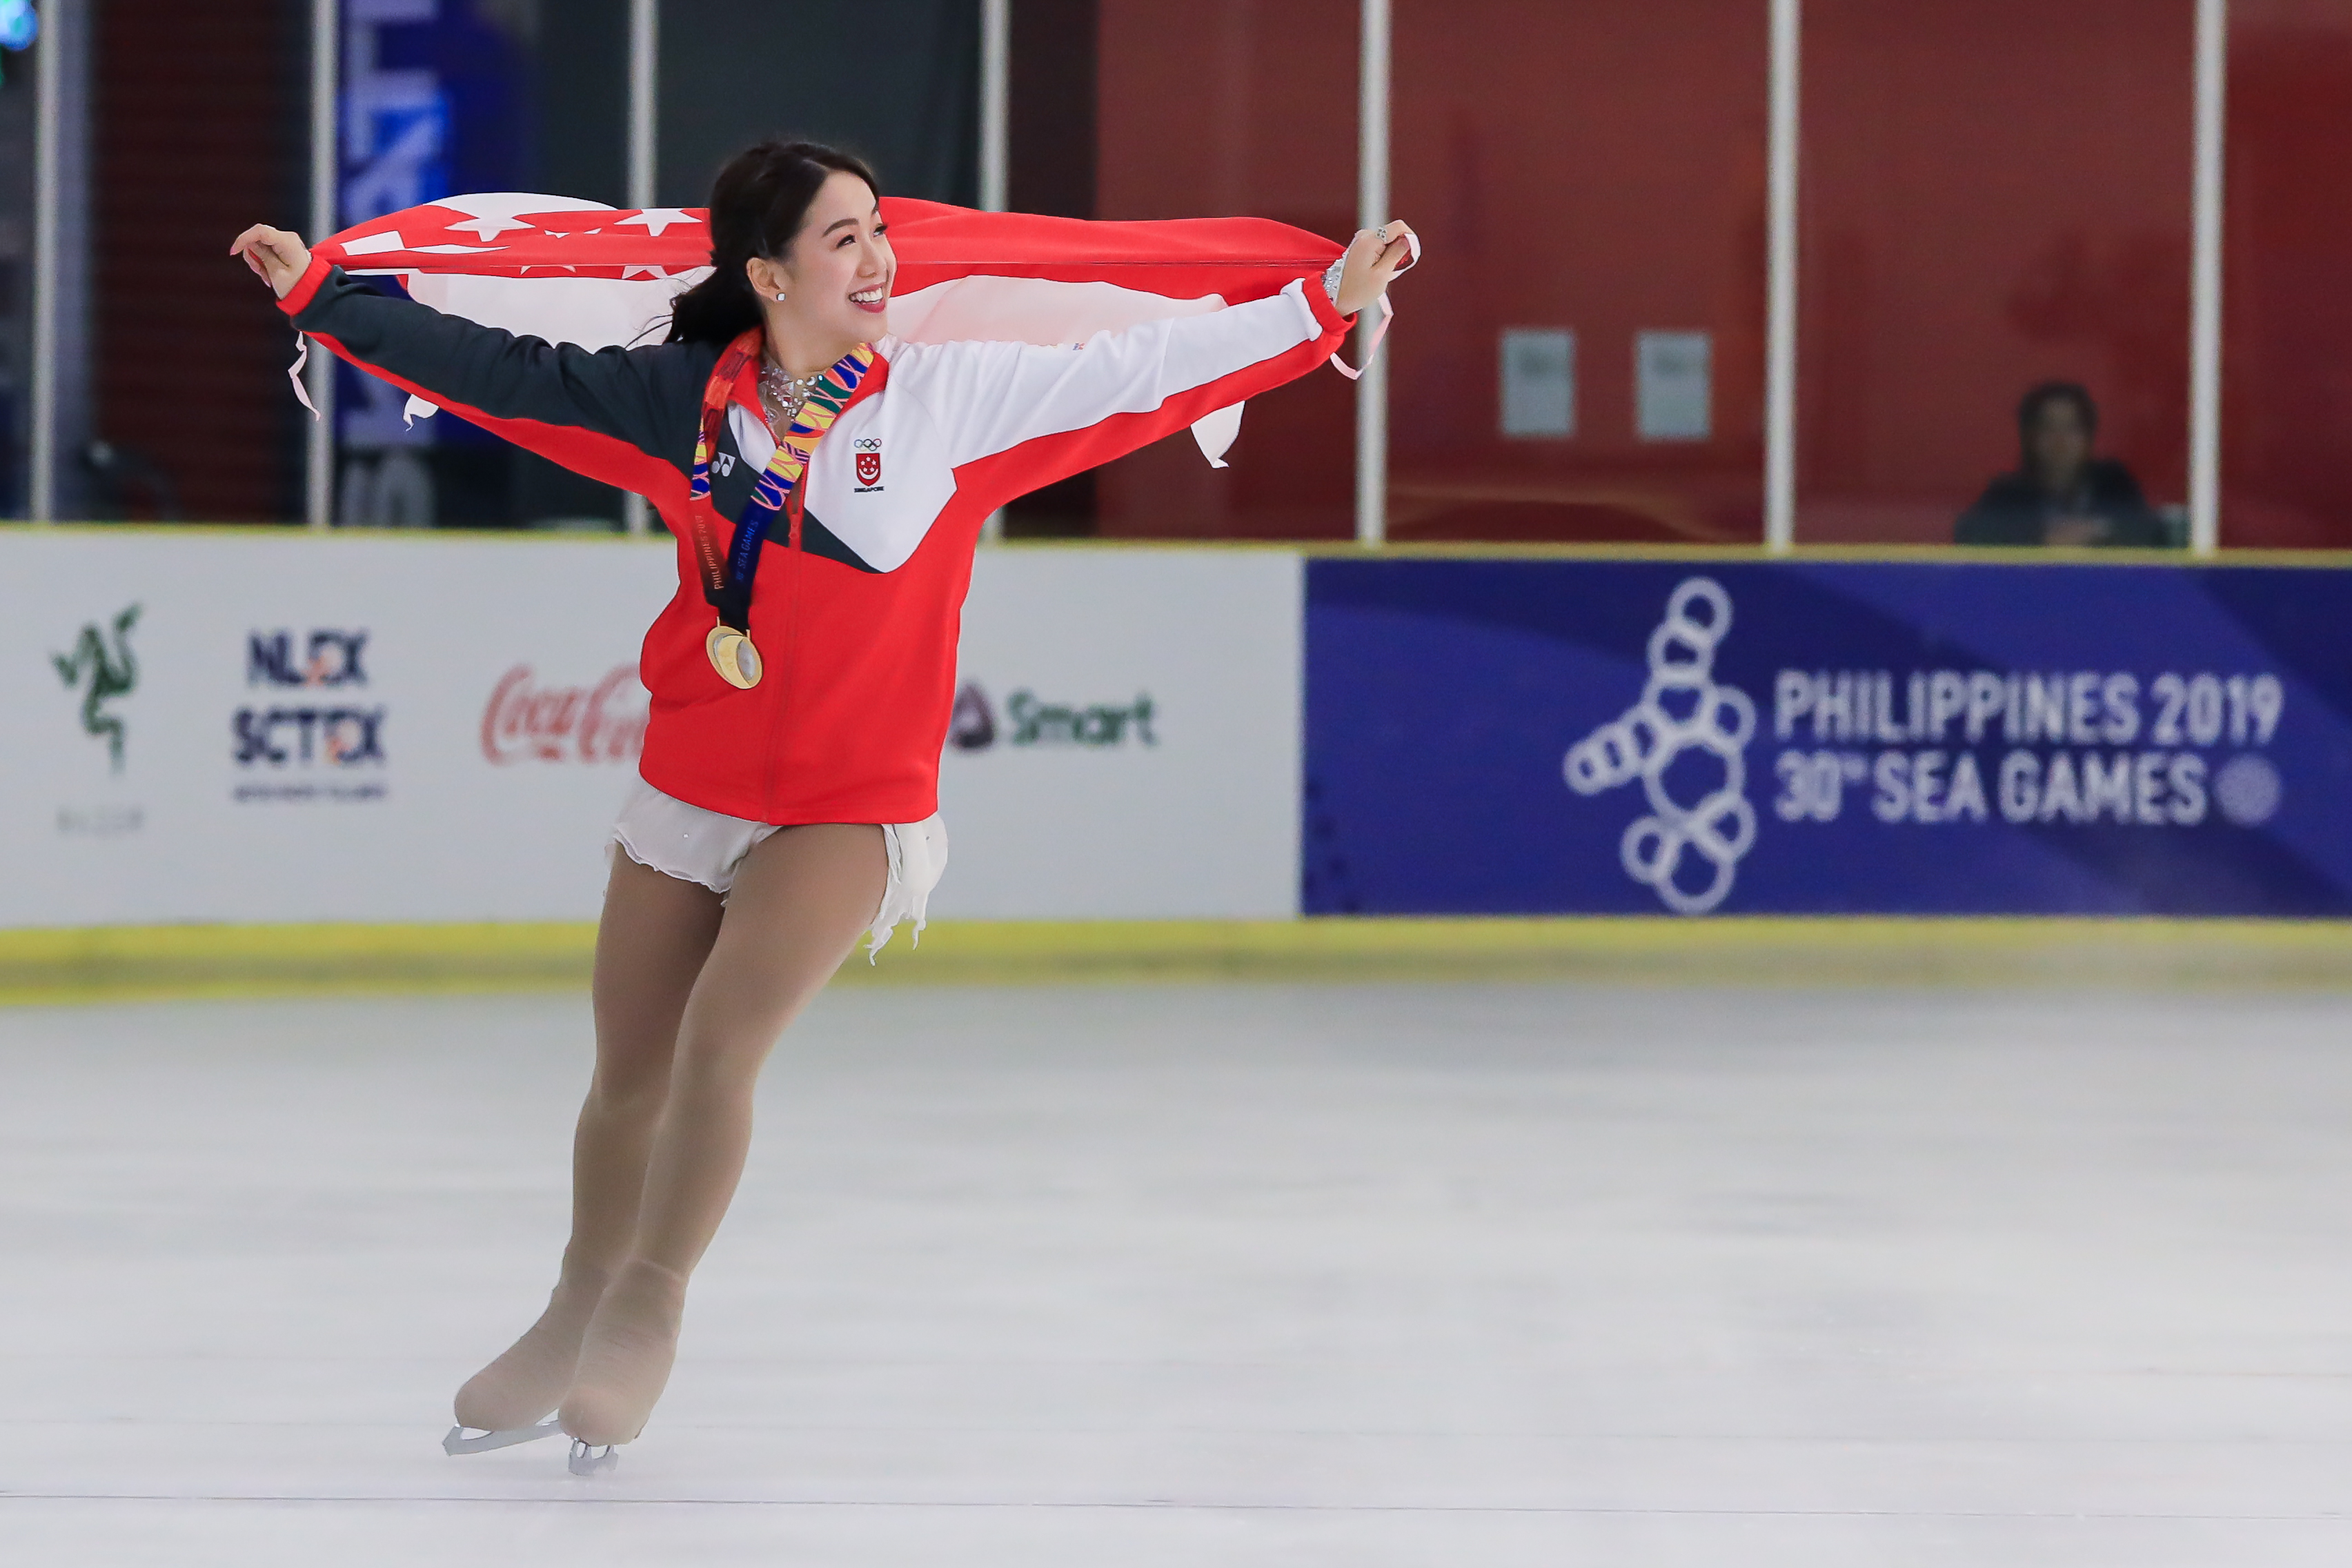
684, 329, 875, 633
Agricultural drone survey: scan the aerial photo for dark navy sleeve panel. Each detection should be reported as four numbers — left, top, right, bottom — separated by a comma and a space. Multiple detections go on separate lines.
281, 260, 713, 501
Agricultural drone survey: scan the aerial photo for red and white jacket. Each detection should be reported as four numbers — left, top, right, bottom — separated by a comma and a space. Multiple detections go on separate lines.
286, 197, 1350, 824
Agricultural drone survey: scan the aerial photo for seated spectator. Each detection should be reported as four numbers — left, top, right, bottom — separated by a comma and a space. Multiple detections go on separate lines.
1955, 381, 2167, 547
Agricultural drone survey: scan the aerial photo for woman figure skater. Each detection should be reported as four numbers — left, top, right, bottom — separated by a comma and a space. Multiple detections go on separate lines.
231, 139, 1415, 1471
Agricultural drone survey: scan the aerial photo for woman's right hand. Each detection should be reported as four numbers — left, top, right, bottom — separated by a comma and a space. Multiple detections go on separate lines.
230, 225, 313, 299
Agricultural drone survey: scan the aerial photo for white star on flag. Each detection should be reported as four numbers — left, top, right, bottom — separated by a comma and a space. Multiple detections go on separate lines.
444, 212, 538, 241
617, 208, 696, 237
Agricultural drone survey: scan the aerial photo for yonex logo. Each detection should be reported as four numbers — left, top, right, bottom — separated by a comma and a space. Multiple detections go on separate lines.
1563, 577, 1757, 915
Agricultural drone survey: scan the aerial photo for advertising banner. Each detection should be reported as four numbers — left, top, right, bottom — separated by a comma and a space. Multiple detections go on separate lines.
1305, 559, 2352, 916
935, 548, 1302, 920
1, 534, 1301, 928
2, 532, 670, 926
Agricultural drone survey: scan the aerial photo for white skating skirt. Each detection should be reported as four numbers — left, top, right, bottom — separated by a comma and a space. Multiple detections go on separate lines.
609, 778, 948, 960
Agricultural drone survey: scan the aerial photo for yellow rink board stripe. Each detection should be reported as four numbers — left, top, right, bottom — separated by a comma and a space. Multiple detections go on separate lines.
2, 917, 2351, 1005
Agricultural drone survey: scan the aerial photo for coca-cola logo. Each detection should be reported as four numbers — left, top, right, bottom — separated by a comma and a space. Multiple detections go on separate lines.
482, 664, 648, 765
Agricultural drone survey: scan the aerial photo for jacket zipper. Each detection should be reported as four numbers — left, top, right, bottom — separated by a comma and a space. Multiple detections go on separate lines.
764, 486, 804, 822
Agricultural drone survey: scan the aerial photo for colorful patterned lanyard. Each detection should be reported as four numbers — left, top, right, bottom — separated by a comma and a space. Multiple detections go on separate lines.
685, 329, 874, 688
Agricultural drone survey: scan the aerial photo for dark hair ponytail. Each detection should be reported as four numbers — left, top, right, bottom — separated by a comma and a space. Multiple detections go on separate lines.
666, 139, 882, 346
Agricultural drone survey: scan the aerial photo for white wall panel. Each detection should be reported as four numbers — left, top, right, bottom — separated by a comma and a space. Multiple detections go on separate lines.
934, 548, 1302, 920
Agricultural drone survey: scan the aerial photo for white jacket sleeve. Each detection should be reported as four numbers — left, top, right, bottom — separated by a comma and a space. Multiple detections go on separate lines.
887, 278, 1348, 502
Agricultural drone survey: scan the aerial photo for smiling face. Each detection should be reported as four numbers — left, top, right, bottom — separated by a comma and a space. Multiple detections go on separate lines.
744, 170, 893, 367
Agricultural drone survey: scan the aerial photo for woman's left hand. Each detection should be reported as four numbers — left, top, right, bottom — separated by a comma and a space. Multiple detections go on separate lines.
1334, 221, 1416, 317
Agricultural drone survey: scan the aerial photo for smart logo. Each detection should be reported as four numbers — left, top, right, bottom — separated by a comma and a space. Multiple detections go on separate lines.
947, 680, 1158, 753
1564, 578, 1758, 915
234, 627, 388, 800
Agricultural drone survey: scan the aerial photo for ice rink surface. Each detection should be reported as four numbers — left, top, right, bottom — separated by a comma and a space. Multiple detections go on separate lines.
6, 980, 2352, 1566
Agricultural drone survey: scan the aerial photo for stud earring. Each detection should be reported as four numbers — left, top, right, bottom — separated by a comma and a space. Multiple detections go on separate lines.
774, 292, 787, 301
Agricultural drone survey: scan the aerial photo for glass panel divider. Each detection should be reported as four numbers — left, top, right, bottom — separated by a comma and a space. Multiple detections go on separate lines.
2189, 0, 2228, 556
304, 0, 338, 530
1356, 0, 1392, 547
1766, 0, 1801, 552
980, 0, 1010, 544
28, 0, 63, 522
623, 0, 660, 538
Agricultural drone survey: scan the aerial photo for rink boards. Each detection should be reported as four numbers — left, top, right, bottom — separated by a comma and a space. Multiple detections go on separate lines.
1306, 556, 2352, 917
0, 533, 1298, 926
4, 530, 2349, 926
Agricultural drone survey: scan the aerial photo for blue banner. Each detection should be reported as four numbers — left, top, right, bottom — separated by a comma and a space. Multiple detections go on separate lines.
1303, 559, 2352, 916
337, 0, 528, 462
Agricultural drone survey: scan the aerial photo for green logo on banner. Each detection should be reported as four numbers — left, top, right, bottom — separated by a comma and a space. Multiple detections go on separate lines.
53, 604, 141, 773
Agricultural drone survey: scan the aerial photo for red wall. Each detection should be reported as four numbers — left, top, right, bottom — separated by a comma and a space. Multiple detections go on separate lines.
95, 0, 303, 524
1799, 0, 2195, 544
1091, 0, 1359, 539
1075, 0, 2338, 548
1390, 0, 1770, 544
2223, 3, 2352, 549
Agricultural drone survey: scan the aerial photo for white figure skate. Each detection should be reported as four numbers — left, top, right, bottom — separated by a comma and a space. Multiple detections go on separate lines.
442, 1418, 562, 1456
569, 1439, 620, 1476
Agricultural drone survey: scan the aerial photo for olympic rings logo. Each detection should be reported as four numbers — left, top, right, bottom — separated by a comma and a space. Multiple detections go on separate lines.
1562, 577, 1758, 915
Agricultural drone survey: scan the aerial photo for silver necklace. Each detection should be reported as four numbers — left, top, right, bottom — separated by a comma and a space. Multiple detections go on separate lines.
760, 360, 822, 428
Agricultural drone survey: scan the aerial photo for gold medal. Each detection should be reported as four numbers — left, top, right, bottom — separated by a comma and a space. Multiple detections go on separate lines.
685, 340, 870, 698
705, 625, 762, 689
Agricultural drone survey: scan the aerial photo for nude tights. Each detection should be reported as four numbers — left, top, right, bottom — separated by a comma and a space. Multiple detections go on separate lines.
453, 824, 885, 1445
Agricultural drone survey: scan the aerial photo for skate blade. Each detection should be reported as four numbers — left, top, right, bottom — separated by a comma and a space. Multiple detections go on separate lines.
442, 1420, 562, 1456
569, 1440, 621, 1477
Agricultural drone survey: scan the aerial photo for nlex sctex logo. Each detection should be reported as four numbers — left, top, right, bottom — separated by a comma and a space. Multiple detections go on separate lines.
235, 628, 388, 800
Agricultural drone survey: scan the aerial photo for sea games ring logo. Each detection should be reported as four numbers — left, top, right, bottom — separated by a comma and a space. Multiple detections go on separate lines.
1563, 577, 1757, 915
